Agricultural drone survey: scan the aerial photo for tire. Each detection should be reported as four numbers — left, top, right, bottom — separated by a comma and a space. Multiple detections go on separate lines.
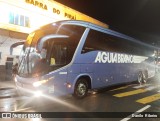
73, 78, 88, 99
138, 71, 146, 84
143, 70, 148, 83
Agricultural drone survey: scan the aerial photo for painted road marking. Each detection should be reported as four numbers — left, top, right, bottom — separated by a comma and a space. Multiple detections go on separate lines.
133, 84, 151, 89
109, 86, 129, 91
113, 89, 147, 97
136, 93, 160, 104
114, 84, 159, 98
110, 83, 157, 92
109, 84, 138, 92
120, 105, 151, 121
145, 86, 156, 91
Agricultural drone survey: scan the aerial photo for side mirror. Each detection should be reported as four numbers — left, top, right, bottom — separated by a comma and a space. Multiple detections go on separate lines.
36, 34, 69, 52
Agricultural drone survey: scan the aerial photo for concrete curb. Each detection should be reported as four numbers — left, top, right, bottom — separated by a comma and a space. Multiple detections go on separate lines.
0, 80, 15, 89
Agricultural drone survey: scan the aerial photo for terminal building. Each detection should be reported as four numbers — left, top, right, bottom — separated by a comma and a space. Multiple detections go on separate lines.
0, 0, 108, 80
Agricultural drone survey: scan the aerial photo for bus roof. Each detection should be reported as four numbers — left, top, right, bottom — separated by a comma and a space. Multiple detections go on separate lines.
40, 20, 157, 50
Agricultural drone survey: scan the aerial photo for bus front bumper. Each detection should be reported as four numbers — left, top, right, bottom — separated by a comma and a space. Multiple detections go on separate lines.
14, 76, 69, 98
15, 79, 50, 97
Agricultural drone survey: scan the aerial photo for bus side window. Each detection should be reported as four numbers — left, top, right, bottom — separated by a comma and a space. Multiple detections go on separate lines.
81, 29, 115, 53
50, 43, 67, 66
82, 29, 152, 56
50, 46, 57, 65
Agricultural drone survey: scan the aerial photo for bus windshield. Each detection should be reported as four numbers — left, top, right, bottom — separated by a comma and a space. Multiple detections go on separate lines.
18, 22, 85, 77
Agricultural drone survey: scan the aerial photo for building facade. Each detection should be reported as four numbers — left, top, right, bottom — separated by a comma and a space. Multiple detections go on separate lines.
0, 0, 108, 65
0, 0, 108, 80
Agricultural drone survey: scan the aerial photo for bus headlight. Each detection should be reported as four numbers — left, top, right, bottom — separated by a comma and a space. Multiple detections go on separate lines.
33, 79, 48, 87
34, 90, 42, 97
14, 77, 17, 82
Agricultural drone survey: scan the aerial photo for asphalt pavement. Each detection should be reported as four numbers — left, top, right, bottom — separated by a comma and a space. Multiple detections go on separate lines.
0, 78, 16, 98
0, 79, 15, 88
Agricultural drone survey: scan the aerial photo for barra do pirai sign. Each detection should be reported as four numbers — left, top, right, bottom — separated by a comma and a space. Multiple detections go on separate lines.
24, 0, 108, 28
25, 0, 76, 20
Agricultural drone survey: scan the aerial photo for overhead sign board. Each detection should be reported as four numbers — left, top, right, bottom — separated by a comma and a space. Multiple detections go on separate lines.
0, 0, 108, 33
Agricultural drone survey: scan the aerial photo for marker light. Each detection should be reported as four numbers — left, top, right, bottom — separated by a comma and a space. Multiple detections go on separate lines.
67, 84, 71, 88
66, 83, 71, 88
33, 80, 48, 87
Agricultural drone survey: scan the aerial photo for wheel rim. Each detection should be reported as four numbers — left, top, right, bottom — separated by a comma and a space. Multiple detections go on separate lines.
138, 73, 143, 84
77, 83, 87, 96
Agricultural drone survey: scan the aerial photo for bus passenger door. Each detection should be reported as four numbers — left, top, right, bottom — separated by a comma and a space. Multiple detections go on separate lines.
48, 68, 68, 96
47, 41, 69, 96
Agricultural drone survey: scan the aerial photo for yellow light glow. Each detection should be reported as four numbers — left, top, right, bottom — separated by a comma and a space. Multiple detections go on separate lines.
0, 0, 108, 34
0, 3, 10, 23
0, 2, 32, 33
33, 79, 48, 87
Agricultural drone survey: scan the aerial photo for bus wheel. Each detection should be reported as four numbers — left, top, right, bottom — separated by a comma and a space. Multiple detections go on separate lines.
143, 70, 148, 83
73, 78, 88, 99
138, 72, 144, 84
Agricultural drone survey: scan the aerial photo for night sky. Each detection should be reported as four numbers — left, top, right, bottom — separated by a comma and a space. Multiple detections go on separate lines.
54, 0, 160, 46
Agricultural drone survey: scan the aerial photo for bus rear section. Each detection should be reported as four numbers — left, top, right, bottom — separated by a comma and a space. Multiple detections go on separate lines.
80, 27, 155, 85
